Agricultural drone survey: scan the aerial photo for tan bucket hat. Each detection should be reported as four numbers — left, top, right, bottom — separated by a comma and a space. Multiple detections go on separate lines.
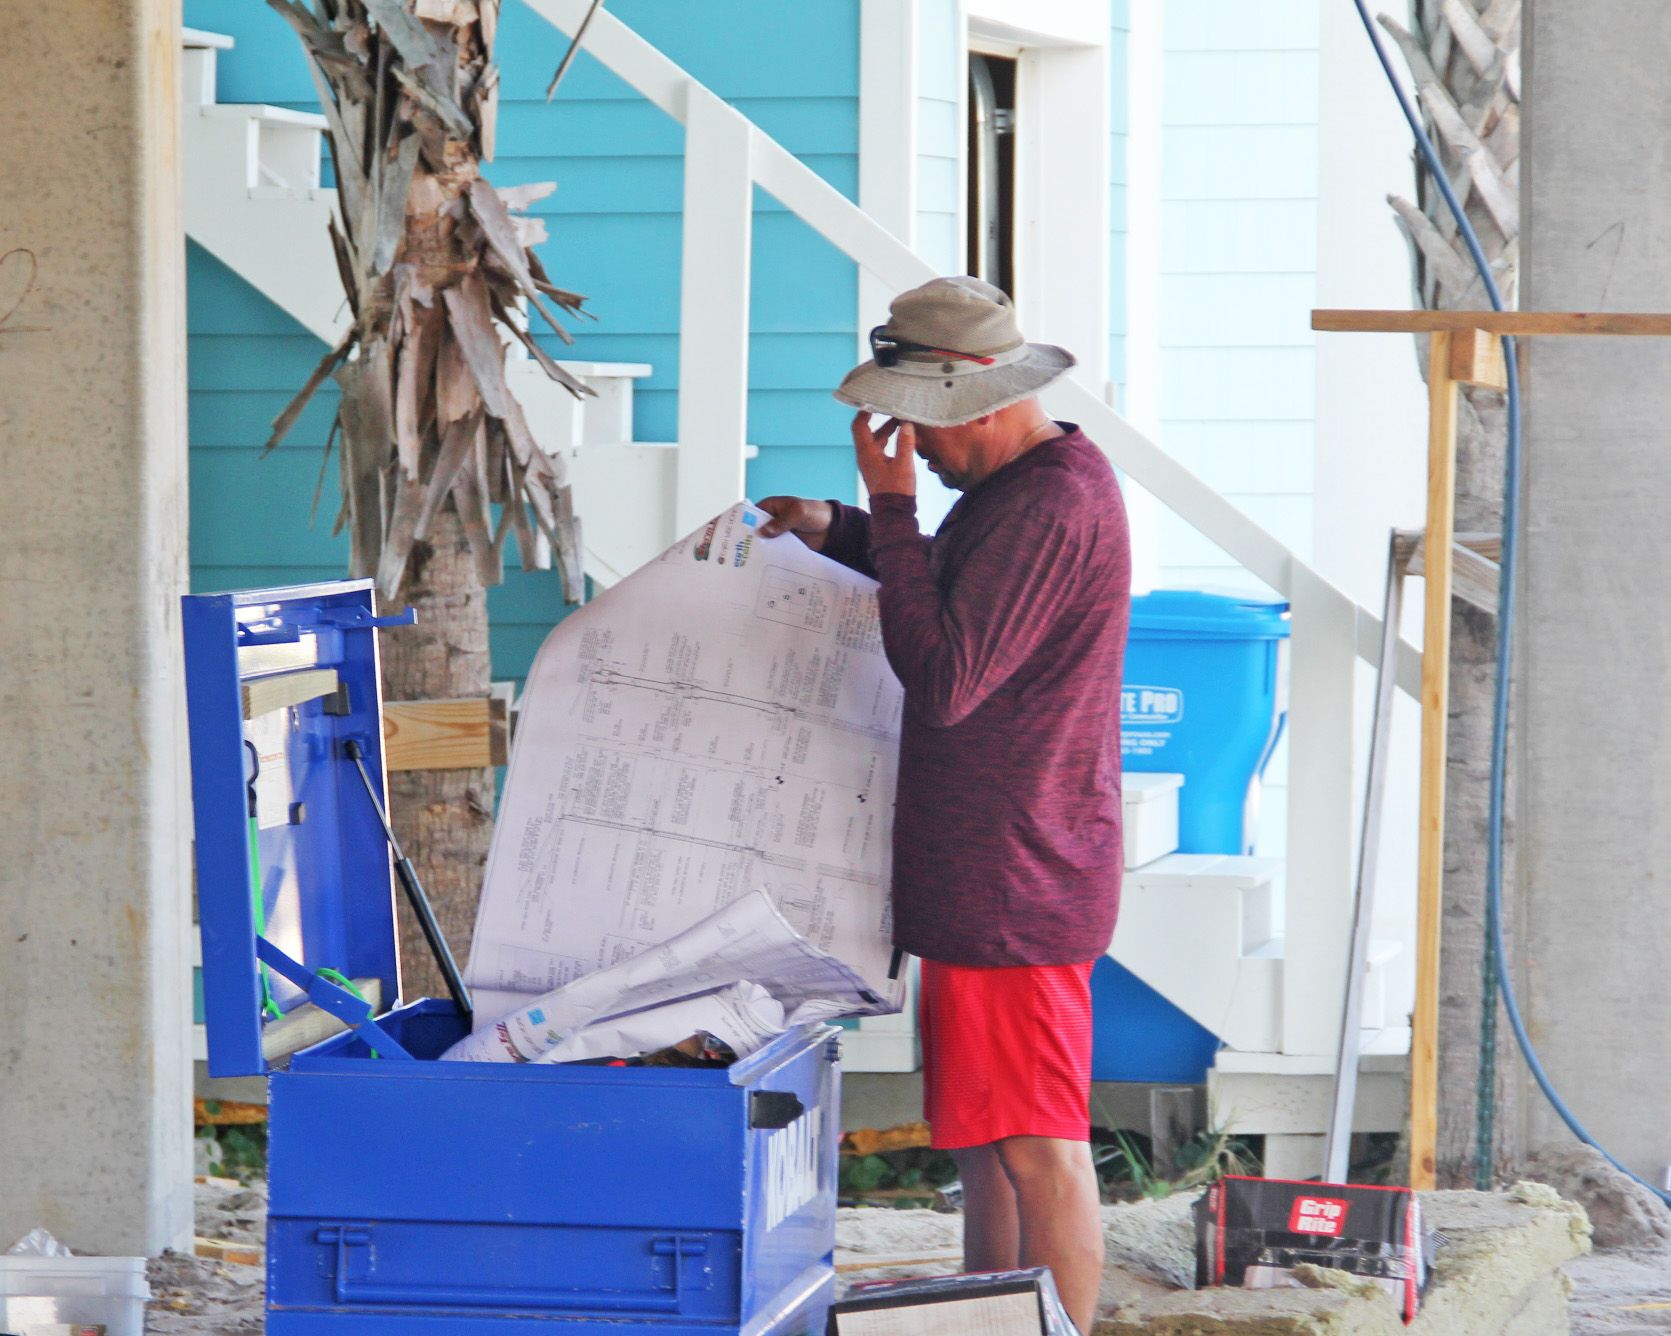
834, 276, 1076, 428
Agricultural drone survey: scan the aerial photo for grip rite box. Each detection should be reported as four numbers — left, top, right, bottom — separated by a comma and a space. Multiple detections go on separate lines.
183, 581, 842, 1335
1195, 1176, 1430, 1322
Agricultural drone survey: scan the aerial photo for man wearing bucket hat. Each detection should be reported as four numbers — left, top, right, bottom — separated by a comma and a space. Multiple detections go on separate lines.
760, 277, 1131, 1335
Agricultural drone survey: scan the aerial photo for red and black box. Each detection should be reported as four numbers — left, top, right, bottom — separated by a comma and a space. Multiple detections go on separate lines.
1195, 1176, 1432, 1322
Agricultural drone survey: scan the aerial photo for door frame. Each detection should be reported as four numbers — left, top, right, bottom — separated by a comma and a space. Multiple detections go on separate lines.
858, 0, 1112, 393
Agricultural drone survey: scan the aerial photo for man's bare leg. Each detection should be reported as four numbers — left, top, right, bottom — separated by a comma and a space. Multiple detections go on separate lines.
952, 1143, 1020, 1272
995, 1135, 1105, 1335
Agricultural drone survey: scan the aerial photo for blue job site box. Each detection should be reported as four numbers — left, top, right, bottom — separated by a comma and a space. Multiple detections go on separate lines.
1119, 590, 1291, 855
182, 580, 841, 1335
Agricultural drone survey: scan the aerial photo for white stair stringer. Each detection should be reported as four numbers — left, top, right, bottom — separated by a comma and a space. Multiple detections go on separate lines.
1107, 855, 1284, 1053
1108, 854, 1405, 1060
182, 101, 348, 345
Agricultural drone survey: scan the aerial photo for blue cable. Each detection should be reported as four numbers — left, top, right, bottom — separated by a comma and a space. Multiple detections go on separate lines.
1353, 0, 1671, 1208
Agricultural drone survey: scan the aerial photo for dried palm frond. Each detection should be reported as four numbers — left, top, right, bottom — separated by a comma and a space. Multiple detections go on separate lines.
264, 0, 592, 603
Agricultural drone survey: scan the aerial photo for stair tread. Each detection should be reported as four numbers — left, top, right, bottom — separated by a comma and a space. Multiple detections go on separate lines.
1125, 852, 1281, 890
181, 27, 235, 49
1235, 934, 1401, 964
581, 441, 760, 460
506, 358, 653, 379
197, 103, 329, 130
1213, 1026, 1412, 1074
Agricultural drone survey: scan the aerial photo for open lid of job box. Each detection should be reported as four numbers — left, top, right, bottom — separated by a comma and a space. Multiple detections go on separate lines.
182, 579, 420, 1078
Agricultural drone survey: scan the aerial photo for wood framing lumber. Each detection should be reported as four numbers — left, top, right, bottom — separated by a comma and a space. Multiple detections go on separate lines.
1313, 308, 1671, 336
1448, 326, 1509, 389
193, 1099, 268, 1127
1411, 331, 1460, 1192
835, 1251, 963, 1274
382, 695, 509, 770
195, 1236, 263, 1267
240, 667, 340, 720
257, 977, 384, 1064
1394, 531, 1501, 565
842, 1122, 933, 1156
1394, 530, 1502, 615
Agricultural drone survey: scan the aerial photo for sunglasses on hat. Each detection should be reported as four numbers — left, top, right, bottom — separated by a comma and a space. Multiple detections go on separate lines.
868, 324, 997, 369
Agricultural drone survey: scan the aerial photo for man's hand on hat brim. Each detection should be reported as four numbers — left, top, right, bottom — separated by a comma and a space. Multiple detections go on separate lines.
853, 412, 918, 499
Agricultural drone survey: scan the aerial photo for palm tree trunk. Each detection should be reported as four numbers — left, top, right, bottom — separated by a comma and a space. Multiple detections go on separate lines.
1384, 0, 1523, 1185
380, 507, 495, 1001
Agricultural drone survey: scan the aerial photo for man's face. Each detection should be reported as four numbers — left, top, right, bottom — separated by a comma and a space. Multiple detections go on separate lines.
909, 419, 989, 492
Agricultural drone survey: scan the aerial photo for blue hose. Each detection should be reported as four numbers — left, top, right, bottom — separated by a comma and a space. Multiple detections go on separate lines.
1353, 0, 1671, 1208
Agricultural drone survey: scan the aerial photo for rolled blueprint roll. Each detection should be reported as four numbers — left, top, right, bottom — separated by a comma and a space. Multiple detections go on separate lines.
541, 982, 784, 1064
441, 891, 867, 1063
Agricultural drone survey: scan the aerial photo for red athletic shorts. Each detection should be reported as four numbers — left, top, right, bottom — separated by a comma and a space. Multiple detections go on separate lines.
918, 958, 1096, 1150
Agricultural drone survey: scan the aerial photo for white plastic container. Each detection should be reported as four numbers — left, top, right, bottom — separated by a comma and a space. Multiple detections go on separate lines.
1122, 771, 1184, 869
0, 1254, 151, 1336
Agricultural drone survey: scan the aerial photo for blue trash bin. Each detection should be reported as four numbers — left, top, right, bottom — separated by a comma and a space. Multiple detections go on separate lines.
1090, 591, 1291, 1085
1120, 590, 1291, 855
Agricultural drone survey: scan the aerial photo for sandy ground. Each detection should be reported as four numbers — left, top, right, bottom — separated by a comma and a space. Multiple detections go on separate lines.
1564, 1245, 1671, 1334
141, 1179, 1669, 1333
144, 1181, 265, 1334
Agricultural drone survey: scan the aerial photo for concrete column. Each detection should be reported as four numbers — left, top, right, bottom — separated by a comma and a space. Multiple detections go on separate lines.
0, 0, 193, 1253
1518, 2, 1671, 1183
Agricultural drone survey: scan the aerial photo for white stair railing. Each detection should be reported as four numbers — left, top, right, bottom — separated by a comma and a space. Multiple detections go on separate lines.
524, 0, 1415, 1060
675, 92, 755, 534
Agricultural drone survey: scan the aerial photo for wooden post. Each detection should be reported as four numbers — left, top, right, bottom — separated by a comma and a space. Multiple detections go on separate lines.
1411, 330, 1459, 1190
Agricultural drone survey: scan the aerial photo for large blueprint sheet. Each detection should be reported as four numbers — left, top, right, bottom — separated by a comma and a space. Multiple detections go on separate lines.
465, 503, 906, 1025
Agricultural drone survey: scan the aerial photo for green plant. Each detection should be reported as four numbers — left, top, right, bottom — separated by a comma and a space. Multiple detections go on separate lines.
837, 1146, 959, 1208
1168, 1123, 1258, 1190
1095, 1129, 1170, 1199
840, 1154, 893, 1195
199, 1124, 268, 1183
1093, 1105, 1261, 1202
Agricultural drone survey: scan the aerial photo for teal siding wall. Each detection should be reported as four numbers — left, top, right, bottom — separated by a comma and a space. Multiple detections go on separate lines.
182, 0, 862, 685
187, 243, 343, 597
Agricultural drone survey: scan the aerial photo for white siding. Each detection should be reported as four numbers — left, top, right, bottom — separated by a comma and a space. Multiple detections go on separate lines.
913, 0, 965, 531
917, 0, 964, 271
1155, 1, 1323, 862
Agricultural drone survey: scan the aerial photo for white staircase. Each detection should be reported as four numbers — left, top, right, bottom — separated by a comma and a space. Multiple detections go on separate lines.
179, 27, 693, 588
1107, 850, 1406, 1173
1110, 854, 1404, 1057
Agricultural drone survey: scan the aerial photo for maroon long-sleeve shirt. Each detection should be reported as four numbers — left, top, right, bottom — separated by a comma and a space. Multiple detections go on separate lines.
822, 424, 1131, 967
